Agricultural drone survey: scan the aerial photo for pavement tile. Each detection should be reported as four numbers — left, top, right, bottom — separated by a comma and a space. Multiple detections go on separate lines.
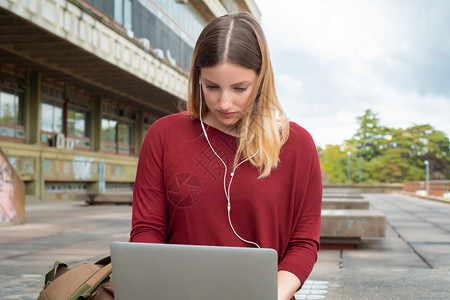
314, 250, 341, 270
1, 194, 450, 299
0, 274, 43, 300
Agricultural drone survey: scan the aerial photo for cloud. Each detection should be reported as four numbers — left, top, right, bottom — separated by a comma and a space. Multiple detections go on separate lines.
259, 0, 393, 62
276, 74, 303, 105
256, 0, 450, 147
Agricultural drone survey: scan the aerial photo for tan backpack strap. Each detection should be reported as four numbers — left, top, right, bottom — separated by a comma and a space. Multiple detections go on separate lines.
69, 263, 112, 299
94, 255, 111, 266
44, 261, 69, 285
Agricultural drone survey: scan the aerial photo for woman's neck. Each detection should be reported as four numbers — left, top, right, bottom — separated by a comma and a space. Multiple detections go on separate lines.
201, 113, 240, 137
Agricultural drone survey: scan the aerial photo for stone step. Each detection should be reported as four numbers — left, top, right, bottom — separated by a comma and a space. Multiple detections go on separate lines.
320, 209, 386, 240
322, 198, 370, 210
322, 187, 363, 199
322, 193, 363, 199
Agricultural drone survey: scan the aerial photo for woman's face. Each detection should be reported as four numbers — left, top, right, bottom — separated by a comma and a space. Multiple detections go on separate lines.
200, 62, 258, 135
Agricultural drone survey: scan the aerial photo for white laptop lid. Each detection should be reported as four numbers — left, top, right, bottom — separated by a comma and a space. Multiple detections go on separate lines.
111, 241, 277, 300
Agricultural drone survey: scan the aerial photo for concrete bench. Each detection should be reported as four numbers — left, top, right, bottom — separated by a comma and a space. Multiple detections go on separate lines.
322, 187, 364, 199
322, 192, 363, 199
322, 198, 370, 210
86, 191, 133, 204
320, 209, 386, 244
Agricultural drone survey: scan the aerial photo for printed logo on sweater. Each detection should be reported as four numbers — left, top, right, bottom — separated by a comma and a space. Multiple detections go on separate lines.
167, 173, 202, 208
194, 144, 234, 182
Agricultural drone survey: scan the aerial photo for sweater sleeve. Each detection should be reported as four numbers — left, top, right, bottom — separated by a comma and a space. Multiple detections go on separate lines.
130, 120, 168, 243
278, 138, 322, 286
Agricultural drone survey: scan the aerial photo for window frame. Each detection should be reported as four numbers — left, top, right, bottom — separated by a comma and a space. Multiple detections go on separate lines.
67, 103, 92, 151
0, 86, 25, 143
101, 113, 135, 156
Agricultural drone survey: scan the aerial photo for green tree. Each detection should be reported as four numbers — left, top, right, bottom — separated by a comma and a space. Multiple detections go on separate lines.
391, 124, 450, 180
345, 109, 393, 182
319, 145, 346, 184
364, 124, 449, 182
319, 109, 450, 183
351, 109, 389, 161
319, 144, 359, 184
368, 146, 422, 182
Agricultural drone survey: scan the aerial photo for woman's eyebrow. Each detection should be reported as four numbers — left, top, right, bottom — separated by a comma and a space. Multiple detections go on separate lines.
202, 79, 217, 84
203, 79, 252, 86
231, 81, 252, 86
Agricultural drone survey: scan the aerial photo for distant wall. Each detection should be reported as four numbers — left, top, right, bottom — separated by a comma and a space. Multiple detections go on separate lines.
323, 184, 403, 194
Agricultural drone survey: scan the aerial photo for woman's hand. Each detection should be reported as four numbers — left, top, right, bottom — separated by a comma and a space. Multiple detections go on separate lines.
277, 270, 301, 300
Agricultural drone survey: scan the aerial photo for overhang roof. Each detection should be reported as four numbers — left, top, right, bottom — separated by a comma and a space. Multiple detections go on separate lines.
0, 6, 183, 117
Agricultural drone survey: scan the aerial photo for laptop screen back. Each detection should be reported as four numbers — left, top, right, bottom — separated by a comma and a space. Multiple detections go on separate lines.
111, 241, 277, 300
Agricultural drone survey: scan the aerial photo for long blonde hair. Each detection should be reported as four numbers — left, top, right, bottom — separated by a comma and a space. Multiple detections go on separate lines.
187, 12, 289, 178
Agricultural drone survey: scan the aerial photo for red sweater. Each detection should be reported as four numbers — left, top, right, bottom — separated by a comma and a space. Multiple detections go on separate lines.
131, 112, 322, 286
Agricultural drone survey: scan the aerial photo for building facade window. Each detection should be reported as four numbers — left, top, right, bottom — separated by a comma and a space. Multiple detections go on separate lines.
40, 102, 63, 134
117, 122, 133, 154
101, 117, 117, 153
66, 89, 92, 150
85, 0, 115, 19
67, 106, 87, 137
101, 103, 135, 156
0, 90, 21, 125
41, 84, 92, 149
124, 0, 133, 30
40, 84, 64, 145
133, 0, 205, 71
84, 0, 206, 71
101, 117, 135, 155
151, 0, 205, 40
0, 88, 25, 141
67, 105, 91, 149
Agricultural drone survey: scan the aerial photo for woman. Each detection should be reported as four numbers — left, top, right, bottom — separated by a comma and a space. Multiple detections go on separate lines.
130, 12, 322, 300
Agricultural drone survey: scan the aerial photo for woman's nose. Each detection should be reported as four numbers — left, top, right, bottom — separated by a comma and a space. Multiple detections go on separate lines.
218, 91, 233, 110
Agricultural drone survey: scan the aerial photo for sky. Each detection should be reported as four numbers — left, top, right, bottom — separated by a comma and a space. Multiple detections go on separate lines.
255, 0, 450, 147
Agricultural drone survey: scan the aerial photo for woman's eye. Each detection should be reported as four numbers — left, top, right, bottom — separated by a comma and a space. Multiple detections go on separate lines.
206, 85, 218, 89
234, 87, 247, 92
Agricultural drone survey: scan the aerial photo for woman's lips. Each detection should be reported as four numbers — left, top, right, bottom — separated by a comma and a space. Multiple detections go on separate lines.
219, 111, 237, 118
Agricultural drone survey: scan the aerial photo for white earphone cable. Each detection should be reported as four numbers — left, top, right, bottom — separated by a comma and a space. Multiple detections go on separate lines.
199, 80, 260, 248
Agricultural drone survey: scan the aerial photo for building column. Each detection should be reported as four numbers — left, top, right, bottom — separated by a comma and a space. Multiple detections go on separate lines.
91, 95, 102, 152
25, 72, 41, 144
134, 112, 144, 157
25, 72, 42, 198
88, 94, 102, 194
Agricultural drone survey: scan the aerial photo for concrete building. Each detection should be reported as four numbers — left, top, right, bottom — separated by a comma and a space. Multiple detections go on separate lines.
0, 0, 260, 200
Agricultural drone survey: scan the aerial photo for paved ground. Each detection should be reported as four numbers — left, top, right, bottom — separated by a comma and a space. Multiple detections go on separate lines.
0, 201, 132, 299
307, 193, 450, 299
1, 193, 449, 299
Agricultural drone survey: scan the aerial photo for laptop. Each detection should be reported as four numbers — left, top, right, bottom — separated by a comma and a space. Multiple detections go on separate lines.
111, 241, 277, 300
